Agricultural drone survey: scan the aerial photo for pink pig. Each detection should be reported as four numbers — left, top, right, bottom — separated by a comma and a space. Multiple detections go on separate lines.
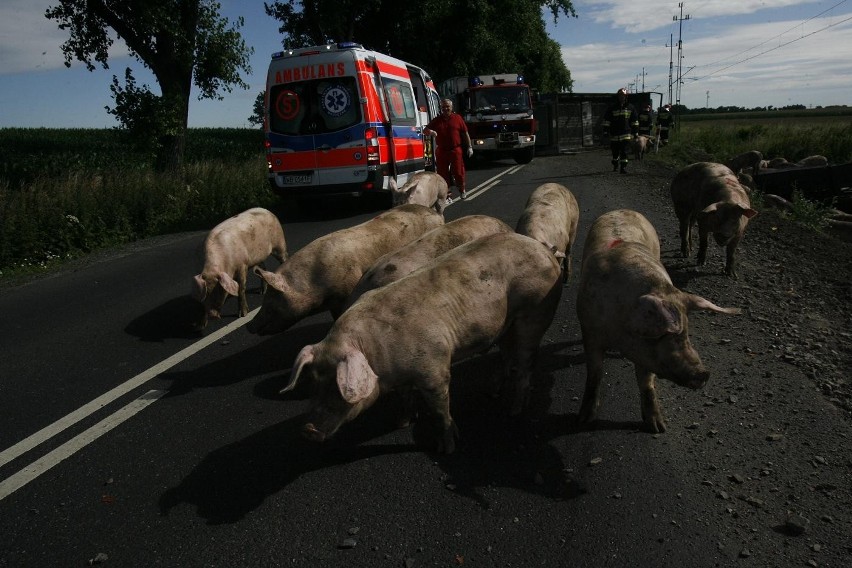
577, 209, 741, 433
282, 232, 564, 453
191, 207, 287, 331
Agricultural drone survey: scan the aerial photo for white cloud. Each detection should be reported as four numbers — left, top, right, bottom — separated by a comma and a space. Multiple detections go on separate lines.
562, 7, 852, 108
576, 0, 822, 34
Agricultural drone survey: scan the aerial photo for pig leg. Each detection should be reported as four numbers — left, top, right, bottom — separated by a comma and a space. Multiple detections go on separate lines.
577, 341, 606, 426
499, 313, 551, 415
724, 235, 741, 279
635, 365, 666, 433
236, 265, 249, 317
678, 215, 692, 258
696, 226, 710, 267
418, 375, 458, 454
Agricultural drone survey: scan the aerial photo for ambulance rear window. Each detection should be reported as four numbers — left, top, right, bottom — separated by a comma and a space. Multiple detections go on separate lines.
269, 77, 361, 135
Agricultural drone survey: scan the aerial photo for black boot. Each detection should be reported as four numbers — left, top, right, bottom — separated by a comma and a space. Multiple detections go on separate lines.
620, 164, 627, 174
612, 160, 618, 172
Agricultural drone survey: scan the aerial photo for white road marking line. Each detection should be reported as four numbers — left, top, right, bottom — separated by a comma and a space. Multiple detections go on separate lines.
0, 390, 166, 501
451, 164, 523, 203
0, 308, 259, 470
464, 179, 502, 201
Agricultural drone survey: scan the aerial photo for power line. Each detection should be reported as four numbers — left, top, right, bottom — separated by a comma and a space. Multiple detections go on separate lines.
691, 12, 852, 82
697, 0, 849, 71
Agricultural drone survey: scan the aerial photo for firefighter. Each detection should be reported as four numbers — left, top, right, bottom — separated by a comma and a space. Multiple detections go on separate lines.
656, 103, 674, 146
602, 88, 638, 174
638, 104, 653, 138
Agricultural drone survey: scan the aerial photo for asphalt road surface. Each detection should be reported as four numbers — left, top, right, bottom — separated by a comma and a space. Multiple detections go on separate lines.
1, 151, 850, 567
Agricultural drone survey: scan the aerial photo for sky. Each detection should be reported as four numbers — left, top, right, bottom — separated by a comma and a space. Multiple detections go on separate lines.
0, 0, 850, 129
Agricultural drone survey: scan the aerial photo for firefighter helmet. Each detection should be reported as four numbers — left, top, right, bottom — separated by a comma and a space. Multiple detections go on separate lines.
617, 88, 628, 96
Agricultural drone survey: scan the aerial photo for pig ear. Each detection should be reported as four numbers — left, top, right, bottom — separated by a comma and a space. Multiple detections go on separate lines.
191, 274, 207, 301
700, 202, 720, 215
281, 345, 315, 394
255, 267, 288, 293
218, 272, 239, 296
630, 294, 682, 338
740, 205, 758, 219
682, 293, 742, 315
336, 350, 379, 404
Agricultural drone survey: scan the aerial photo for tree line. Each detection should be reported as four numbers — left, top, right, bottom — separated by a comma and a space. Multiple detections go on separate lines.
46, 0, 576, 172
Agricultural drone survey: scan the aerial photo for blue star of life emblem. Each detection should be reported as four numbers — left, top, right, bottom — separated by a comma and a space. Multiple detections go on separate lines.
322, 85, 351, 117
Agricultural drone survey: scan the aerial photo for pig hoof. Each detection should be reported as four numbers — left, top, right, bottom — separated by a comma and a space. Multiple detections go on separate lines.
301, 423, 327, 442
642, 417, 667, 433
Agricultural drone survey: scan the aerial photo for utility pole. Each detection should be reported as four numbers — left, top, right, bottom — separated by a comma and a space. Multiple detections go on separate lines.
673, 2, 690, 107
706, 90, 710, 108
666, 34, 674, 106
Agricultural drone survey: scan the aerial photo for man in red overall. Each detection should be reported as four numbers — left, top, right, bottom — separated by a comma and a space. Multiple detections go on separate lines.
424, 98, 473, 201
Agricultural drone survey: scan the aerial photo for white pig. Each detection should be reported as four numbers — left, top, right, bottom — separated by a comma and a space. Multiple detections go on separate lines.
191, 207, 287, 331
389, 171, 450, 215
246, 204, 444, 335
670, 162, 758, 279
515, 182, 580, 283
346, 214, 513, 306
577, 209, 741, 433
631, 135, 650, 161
282, 232, 564, 453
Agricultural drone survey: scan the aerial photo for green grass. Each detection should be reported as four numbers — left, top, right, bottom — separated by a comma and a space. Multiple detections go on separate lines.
0, 128, 272, 277
647, 113, 852, 232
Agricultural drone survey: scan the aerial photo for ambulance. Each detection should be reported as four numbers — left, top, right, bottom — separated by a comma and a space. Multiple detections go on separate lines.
264, 42, 440, 201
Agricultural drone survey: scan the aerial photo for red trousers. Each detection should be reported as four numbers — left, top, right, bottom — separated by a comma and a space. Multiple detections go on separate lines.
435, 146, 466, 192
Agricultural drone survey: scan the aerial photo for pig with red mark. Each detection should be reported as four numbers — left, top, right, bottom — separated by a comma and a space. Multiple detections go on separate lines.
577, 209, 741, 433
670, 162, 758, 279
246, 204, 444, 335
191, 207, 287, 331
389, 171, 450, 215
346, 214, 513, 306
515, 182, 580, 283
282, 232, 564, 453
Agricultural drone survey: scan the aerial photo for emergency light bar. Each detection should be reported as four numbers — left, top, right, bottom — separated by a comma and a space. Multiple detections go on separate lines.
271, 42, 365, 60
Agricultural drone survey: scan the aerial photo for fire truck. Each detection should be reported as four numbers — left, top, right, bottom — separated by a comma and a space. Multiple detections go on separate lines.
437, 74, 536, 164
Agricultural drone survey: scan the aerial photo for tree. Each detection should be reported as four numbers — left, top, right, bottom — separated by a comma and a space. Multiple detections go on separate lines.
263, 0, 576, 92
249, 91, 265, 127
46, 0, 253, 171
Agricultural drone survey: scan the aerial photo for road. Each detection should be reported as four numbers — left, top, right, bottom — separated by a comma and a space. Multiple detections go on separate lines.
1, 152, 850, 567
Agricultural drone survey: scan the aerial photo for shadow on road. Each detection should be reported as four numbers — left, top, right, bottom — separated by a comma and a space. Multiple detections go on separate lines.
158, 341, 640, 523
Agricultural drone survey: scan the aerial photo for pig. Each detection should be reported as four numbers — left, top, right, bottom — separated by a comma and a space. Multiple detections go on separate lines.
346, 214, 513, 306
281, 232, 564, 453
389, 171, 449, 215
577, 209, 741, 433
725, 150, 763, 177
796, 155, 828, 167
515, 182, 580, 283
191, 207, 287, 331
631, 135, 650, 161
670, 162, 758, 279
246, 204, 444, 335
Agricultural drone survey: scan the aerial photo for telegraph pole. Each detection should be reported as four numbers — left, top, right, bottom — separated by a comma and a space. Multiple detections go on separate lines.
666, 34, 674, 106
673, 2, 690, 107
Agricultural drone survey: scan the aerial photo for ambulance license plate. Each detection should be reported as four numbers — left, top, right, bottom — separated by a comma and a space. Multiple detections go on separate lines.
282, 174, 312, 184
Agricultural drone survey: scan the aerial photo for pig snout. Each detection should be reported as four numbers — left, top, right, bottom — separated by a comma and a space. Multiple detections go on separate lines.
659, 361, 709, 390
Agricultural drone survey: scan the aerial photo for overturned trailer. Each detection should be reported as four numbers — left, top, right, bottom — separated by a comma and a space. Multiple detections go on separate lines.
534, 92, 664, 154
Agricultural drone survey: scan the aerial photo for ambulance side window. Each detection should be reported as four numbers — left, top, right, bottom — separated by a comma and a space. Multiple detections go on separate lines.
383, 79, 417, 125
